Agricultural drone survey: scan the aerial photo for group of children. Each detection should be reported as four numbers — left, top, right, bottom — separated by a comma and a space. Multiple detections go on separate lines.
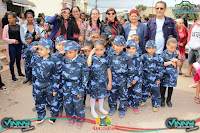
22, 29, 181, 128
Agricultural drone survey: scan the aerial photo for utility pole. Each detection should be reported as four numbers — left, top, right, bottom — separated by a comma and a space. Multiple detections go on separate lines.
95, 0, 97, 8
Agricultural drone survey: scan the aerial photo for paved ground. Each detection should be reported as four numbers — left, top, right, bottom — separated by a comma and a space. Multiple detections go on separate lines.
0, 59, 200, 133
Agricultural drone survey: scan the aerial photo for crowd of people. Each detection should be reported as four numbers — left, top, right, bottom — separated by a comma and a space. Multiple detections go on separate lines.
1, 0, 200, 129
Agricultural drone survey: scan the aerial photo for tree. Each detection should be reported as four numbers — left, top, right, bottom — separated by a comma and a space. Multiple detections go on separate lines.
136, 5, 147, 12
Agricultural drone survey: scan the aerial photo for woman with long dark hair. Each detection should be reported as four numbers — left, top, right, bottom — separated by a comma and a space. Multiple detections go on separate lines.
67, 6, 83, 43
3, 12, 24, 82
100, 8, 124, 36
48, 7, 70, 40
79, 8, 101, 46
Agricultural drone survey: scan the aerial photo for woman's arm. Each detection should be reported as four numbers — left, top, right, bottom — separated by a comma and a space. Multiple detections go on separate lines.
20, 25, 26, 44
47, 14, 58, 25
2, 25, 16, 44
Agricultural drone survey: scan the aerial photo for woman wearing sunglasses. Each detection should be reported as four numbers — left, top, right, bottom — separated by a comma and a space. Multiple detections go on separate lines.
100, 8, 124, 36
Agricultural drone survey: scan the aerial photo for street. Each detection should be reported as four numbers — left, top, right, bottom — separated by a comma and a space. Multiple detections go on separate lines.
0, 60, 200, 133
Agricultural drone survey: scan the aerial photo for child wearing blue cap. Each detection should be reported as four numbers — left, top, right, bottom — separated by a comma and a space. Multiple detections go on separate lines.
107, 35, 133, 118
126, 40, 143, 114
31, 38, 59, 124
51, 35, 66, 117
22, 33, 35, 85
61, 40, 89, 128
87, 40, 112, 118
140, 40, 164, 112
160, 37, 180, 107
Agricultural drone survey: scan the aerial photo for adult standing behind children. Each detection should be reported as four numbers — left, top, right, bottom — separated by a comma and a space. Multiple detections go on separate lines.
79, 8, 101, 46
143, 1, 178, 54
100, 8, 124, 36
124, 9, 145, 53
3, 12, 25, 82
20, 9, 41, 44
48, 7, 70, 41
67, 6, 83, 43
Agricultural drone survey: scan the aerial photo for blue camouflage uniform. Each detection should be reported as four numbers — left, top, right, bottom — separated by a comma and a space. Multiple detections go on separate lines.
108, 36, 133, 112
126, 40, 143, 109
141, 40, 164, 107
161, 49, 178, 87
22, 33, 35, 81
31, 38, 59, 118
51, 35, 66, 115
61, 41, 89, 122
90, 54, 110, 99
104, 44, 111, 56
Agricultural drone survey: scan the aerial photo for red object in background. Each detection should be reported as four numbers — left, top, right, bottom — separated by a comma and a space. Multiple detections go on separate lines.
89, 98, 99, 102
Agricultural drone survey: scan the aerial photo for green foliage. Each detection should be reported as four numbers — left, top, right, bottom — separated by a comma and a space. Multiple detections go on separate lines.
136, 5, 147, 12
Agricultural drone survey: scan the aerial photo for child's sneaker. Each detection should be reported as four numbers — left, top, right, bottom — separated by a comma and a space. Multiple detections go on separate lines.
133, 108, 139, 114
49, 118, 56, 124
140, 102, 146, 107
153, 107, 159, 112
119, 111, 125, 118
126, 106, 131, 110
99, 108, 108, 115
68, 120, 75, 126
36, 118, 45, 124
77, 122, 83, 129
108, 108, 116, 116
23, 79, 29, 84
91, 111, 98, 118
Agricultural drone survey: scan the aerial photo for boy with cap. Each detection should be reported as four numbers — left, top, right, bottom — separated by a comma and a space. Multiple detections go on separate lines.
126, 40, 143, 114
61, 40, 89, 128
22, 33, 36, 85
140, 40, 164, 112
108, 35, 133, 117
31, 38, 59, 124
51, 35, 66, 117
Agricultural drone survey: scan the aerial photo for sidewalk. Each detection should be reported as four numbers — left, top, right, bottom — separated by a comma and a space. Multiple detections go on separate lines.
0, 60, 200, 133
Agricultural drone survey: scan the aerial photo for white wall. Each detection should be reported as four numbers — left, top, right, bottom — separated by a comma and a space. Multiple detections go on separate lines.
29, 0, 63, 17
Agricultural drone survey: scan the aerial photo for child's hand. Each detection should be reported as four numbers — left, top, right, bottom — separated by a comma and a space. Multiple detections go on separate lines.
171, 62, 177, 68
132, 80, 137, 85
171, 58, 178, 63
77, 95, 82, 98
107, 82, 112, 90
179, 43, 184, 47
156, 81, 161, 85
127, 84, 132, 88
90, 48, 96, 55
15, 40, 19, 44
32, 46, 38, 51
53, 92, 57, 96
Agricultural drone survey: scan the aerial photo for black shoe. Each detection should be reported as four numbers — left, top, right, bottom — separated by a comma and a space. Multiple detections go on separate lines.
19, 73, 25, 77
49, 118, 56, 124
161, 98, 165, 107
166, 100, 172, 107
12, 77, 18, 82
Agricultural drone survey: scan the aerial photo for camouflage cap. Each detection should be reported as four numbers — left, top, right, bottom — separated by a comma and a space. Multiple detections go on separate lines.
64, 40, 81, 52
25, 33, 33, 39
126, 40, 137, 48
113, 35, 126, 46
145, 40, 157, 48
55, 35, 66, 44
38, 38, 54, 50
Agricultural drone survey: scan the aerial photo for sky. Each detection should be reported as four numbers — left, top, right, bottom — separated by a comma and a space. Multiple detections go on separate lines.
85, 0, 200, 13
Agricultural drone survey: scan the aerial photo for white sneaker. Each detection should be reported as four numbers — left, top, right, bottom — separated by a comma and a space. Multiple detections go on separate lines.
99, 108, 108, 115
36, 118, 45, 124
91, 111, 98, 118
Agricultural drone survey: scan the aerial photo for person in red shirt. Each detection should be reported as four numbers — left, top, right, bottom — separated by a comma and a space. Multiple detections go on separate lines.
176, 18, 188, 75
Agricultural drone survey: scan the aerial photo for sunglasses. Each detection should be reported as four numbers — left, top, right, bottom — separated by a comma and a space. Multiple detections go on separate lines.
107, 12, 115, 15
156, 7, 165, 10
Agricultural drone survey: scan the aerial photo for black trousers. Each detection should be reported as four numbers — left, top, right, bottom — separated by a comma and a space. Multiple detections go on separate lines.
0, 75, 5, 88
160, 85, 173, 101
